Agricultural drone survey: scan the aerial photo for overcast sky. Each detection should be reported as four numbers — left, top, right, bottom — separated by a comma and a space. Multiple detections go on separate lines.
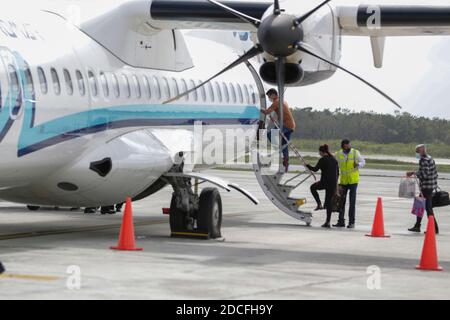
280, 0, 450, 119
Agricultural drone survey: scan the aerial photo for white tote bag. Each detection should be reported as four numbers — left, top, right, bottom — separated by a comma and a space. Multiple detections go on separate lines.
399, 178, 416, 198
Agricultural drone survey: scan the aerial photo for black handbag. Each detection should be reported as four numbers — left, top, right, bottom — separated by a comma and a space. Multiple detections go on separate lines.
331, 186, 345, 213
432, 188, 450, 208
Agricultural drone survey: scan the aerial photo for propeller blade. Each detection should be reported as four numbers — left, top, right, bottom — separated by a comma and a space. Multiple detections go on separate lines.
163, 45, 263, 104
296, 42, 402, 109
294, 0, 332, 25
206, 0, 261, 27
275, 57, 286, 133
274, 0, 281, 15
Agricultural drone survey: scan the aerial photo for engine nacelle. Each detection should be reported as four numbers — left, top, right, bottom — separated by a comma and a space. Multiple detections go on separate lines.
259, 62, 305, 87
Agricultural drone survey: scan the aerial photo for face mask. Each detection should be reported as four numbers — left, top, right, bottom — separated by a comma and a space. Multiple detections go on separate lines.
416, 153, 421, 160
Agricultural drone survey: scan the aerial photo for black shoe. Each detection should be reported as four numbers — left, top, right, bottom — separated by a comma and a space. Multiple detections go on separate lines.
321, 222, 331, 229
347, 224, 355, 229
84, 207, 97, 214
333, 222, 345, 228
408, 224, 421, 233
314, 205, 324, 211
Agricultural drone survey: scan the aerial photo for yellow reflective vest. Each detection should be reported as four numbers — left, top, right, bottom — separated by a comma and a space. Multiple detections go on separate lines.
337, 149, 360, 185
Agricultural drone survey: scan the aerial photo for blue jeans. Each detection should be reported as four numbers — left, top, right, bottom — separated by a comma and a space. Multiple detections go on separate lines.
338, 184, 358, 225
267, 127, 293, 161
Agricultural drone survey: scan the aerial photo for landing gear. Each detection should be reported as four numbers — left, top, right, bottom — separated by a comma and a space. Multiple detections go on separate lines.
26, 205, 40, 211
198, 188, 222, 239
168, 187, 223, 239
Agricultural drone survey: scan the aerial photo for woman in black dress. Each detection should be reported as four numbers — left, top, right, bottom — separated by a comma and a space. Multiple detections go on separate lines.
306, 145, 339, 228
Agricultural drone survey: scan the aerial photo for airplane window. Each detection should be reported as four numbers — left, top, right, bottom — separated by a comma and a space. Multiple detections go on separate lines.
152, 76, 161, 100
189, 80, 198, 102
229, 83, 237, 103
222, 82, 229, 103
111, 73, 120, 98
100, 72, 109, 98
243, 85, 250, 104
215, 82, 222, 103
8, 65, 20, 94
37, 67, 48, 94
249, 85, 257, 104
121, 74, 131, 98
88, 70, 98, 97
180, 79, 188, 101
76, 70, 86, 96
133, 75, 141, 99
171, 78, 180, 98
198, 81, 206, 102
162, 77, 170, 99
143, 76, 151, 99
207, 82, 215, 102
63, 69, 73, 96
51, 68, 61, 95
24, 68, 35, 96
236, 84, 244, 104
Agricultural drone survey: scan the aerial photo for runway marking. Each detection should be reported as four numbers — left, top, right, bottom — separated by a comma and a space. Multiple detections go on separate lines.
0, 220, 167, 241
0, 273, 61, 281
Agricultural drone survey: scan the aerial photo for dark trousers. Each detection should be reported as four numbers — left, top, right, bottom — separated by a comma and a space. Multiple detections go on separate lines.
338, 184, 358, 225
416, 189, 439, 233
268, 127, 293, 161
311, 182, 335, 223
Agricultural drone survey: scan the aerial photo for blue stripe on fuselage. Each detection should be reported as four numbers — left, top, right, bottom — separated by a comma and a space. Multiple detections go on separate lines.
17, 104, 260, 157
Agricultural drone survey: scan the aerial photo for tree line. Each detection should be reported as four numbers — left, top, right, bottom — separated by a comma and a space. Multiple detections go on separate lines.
291, 109, 450, 145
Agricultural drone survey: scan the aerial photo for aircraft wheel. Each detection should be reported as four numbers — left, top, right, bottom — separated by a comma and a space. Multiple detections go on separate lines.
26, 205, 40, 211
169, 195, 187, 233
198, 188, 222, 239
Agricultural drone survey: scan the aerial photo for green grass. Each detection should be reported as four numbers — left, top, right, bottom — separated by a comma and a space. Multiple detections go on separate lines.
292, 139, 450, 159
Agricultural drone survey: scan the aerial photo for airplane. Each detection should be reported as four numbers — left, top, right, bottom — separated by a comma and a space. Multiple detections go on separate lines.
0, 0, 449, 239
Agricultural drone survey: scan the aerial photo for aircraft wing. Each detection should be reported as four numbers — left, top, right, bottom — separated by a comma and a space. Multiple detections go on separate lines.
338, 4, 450, 36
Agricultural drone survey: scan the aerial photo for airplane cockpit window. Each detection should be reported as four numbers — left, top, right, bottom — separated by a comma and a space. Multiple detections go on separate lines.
51, 68, 61, 95
100, 72, 109, 98
229, 83, 236, 104
207, 82, 215, 103
121, 74, 131, 98
37, 67, 48, 94
111, 73, 120, 98
215, 82, 222, 103
189, 80, 198, 102
180, 79, 188, 101
162, 77, 171, 99
243, 85, 250, 105
198, 81, 206, 102
63, 69, 73, 96
24, 68, 35, 96
76, 70, 86, 96
88, 70, 98, 97
132, 75, 141, 99
236, 84, 244, 104
143, 76, 151, 100
8, 65, 20, 94
152, 76, 161, 100
222, 82, 229, 103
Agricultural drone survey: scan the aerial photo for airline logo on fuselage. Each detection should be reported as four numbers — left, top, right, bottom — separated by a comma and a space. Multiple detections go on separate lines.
0, 19, 44, 41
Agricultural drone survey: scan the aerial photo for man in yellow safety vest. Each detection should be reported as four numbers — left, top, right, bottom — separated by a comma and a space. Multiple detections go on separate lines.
334, 139, 365, 229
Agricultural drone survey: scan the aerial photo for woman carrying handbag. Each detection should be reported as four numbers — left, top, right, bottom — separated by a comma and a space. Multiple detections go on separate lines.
306, 144, 339, 229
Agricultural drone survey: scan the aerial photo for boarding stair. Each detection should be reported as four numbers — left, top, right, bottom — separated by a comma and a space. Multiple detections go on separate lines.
252, 117, 317, 226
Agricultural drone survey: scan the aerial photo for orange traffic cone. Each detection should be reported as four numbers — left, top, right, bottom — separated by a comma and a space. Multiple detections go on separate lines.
366, 198, 390, 238
110, 198, 143, 251
416, 216, 443, 271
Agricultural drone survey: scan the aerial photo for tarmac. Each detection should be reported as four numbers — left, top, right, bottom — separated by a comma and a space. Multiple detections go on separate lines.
0, 169, 449, 300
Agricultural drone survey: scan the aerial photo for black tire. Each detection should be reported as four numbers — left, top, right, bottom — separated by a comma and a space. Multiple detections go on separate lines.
169, 195, 187, 233
26, 205, 40, 211
198, 188, 222, 239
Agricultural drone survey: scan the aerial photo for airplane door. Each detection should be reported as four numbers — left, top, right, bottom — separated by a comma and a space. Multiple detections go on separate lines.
0, 47, 24, 121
